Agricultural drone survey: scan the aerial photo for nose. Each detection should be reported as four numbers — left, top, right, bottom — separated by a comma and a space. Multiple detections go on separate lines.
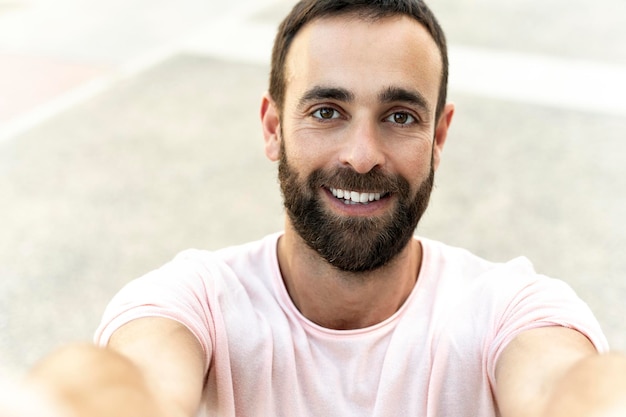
339, 118, 386, 174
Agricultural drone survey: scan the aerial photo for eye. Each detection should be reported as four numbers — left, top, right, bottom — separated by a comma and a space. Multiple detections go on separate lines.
385, 112, 416, 125
312, 107, 340, 120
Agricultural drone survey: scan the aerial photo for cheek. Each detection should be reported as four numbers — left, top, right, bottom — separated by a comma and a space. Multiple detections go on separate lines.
280, 140, 322, 185
394, 141, 434, 177
283, 134, 339, 172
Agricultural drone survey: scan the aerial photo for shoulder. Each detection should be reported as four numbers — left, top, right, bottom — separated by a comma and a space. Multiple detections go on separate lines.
99, 232, 283, 322
211, 232, 282, 269
417, 237, 604, 340
415, 237, 607, 362
418, 237, 536, 289
160, 232, 283, 283
95, 233, 284, 349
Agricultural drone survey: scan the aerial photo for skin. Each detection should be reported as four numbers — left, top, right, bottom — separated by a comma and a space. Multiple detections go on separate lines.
261, 15, 454, 330
15, 13, 626, 417
23, 319, 203, 417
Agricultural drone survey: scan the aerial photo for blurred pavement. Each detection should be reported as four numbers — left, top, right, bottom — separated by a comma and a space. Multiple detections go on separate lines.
1, 0, 626, 377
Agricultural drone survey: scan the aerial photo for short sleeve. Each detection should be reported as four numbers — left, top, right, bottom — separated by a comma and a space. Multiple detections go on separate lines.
94, 250, 218, 373
484, 259, 609, 386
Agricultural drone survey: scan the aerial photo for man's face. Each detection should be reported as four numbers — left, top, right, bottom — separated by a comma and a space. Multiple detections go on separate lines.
267, 15, 447, 272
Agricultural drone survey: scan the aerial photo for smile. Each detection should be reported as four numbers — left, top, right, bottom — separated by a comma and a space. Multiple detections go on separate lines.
329, 187, 384, 205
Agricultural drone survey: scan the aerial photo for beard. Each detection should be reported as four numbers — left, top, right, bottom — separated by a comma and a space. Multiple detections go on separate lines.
278, 143, 434, 273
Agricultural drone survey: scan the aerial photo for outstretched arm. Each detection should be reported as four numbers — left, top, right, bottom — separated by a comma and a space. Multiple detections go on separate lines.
496, 326, 626, 417
23, 317, 206, 417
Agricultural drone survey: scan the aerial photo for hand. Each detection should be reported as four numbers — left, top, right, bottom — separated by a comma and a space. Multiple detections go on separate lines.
0, 378, 69, 417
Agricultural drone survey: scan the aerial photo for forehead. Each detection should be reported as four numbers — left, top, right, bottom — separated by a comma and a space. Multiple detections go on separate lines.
283, 14, 443, 110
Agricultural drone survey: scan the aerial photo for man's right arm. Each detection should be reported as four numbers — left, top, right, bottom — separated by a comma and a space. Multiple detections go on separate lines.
26, 317, 206, 417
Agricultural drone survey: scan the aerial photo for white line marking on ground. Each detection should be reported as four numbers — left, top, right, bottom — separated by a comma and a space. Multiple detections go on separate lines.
449, 46, 626, 117
0, 0, 283, 143
0, 46, 176, 143
183, 20, 626, 117
1, 0, 624, 143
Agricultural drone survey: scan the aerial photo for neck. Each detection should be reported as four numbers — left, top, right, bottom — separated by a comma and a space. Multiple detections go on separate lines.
277, 224, 422, 330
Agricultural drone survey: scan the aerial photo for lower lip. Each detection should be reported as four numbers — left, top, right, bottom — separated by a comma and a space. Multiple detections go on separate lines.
323, 188, 391, 216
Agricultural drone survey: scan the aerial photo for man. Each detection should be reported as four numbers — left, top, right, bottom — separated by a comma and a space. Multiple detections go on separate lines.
20, 0, 626, 416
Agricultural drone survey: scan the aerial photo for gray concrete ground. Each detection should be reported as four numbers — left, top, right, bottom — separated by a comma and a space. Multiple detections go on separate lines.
1, 0, 626, 379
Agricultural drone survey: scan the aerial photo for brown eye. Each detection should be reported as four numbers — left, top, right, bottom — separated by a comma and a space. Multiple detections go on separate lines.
313, 108, 339, 120
320, 108, 334, 119
386, 112, 416, 125
394, 113, 408, 124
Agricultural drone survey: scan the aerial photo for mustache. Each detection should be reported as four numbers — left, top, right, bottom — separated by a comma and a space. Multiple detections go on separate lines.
307, 167, 408, 195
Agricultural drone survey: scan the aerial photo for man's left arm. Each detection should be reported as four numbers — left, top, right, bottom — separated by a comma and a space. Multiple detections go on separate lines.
495, 326, 626, 417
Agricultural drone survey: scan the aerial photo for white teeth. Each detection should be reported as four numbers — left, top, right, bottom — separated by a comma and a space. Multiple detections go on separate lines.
329, 188, 382, 204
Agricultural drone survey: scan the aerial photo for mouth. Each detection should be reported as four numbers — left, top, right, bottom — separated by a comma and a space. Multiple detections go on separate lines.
328, 187, 388, 205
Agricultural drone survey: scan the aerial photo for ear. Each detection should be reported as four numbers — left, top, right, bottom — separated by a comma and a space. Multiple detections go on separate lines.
260, 92, 282, 162
432, 103, 455, 171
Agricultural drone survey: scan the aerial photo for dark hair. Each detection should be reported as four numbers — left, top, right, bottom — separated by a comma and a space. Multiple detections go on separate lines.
269, 0, 449, 122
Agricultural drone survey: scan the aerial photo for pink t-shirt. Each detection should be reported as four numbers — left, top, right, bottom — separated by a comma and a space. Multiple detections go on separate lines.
95, 233, 608, 417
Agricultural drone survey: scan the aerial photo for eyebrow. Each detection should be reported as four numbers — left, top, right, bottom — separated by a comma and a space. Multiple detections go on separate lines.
297, 86, 355, 110
378, 86, 432, 115
297, 85, 432, 117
